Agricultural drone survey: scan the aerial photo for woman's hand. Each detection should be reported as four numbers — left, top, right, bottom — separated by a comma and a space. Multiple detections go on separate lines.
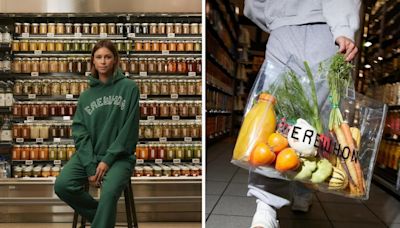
88, 175, 99, 187
335, 36, 358, 62
94, 162, 109, 186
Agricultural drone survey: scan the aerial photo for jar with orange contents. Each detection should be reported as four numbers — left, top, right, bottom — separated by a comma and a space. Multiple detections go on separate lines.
168, 41, 177, 52
39, 145, 49, 160
29, 40, 38, 51
177, 41, 185, 52
185, 41, 194, 51
139, 145, 149, 160
12, 145, 22, 160
135, 40, 143, 51
167, 58, 177, 73
147, 58, 157, 74
177, 58, 187, 74
30, 145, 39, 160
160, 41, 168, 51
187, 58, 196, 73
148, 145, 157, 160
157, 58, 166, 73
170, 80, 179, 94
152, 41, 160, 52
143, 41, 151, 51
21, 145, 30, 160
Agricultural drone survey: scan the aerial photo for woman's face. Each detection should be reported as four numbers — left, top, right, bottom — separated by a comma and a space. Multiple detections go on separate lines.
93, 47, 116, 76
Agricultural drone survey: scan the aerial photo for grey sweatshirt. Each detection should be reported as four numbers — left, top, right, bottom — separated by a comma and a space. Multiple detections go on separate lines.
244, 0, 361, 41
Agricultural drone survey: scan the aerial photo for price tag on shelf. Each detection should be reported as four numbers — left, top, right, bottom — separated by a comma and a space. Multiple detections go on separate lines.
139, 72, 147, 76
21, 33, 29, 38
36, 138, 44, 143
34, 50, 42, 55
167, 33, 175, 38
31, 72, 39, 76
54, 160, 62, 165
25, 160, 33, 165
162, 50, 170, 55
188, 72, 196, 77
63, 116, 71, 120
192, 158, 200, 164
140, 94, 147, 99
128, 33, 136, 38
136, 159, 144, 164
100, 33, 108, 38
85, 72, 91, 76
159, 137, 167, 142
74, 33, 82, 38
54, 138, 61, 143
184, 137, 192, 142
196, 116, 202, 120
47, 33, 55, 38
155, 159, 163, 164
26, 116, 35, 122
16, 138, 24, 143
147, 116, 155, 121
28, 94, 36, 99
171, 94, 179, 99
172, 116, 180, 121
125, 72, 130, 77
173, 159, 181, 164
66, 94, 74, 99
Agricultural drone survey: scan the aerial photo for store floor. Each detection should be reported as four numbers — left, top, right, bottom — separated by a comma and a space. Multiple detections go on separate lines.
206, 137, 400, 228
0, 223, 201, 228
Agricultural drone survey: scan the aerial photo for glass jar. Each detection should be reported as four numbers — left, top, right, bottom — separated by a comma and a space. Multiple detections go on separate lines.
82, 23, 90, 34
57, 145, 67, 161
143, 41, 151, 51
158, 145, 166, 160
170, 102, 179, 116
39, 102, 49, 117
49, 145, 57, 160
141, 80, 150, 95
31, 23, 39, 34
99, 23, 107, 34
15, 22, 22, 34
84, 57, 91, 72
49, 103, 58, 116
158, 23, 166, 34
143, 166, 153, 176
39, 123, 49, 139
91, 23, 99, 35
196, 80, 202, 95
29, 40, 38, 51
162, 123, 171, 138
184, 144, 193, 159
22, 23, 30, 34
182, 23, 190, 34
22, 58, 31, 73
135, 40, 143, 51
38, 23, 47, 34
12, 102, 22, 117
49, 58, 58, 73
170, 80, 178, 94
21, 102, 30, 116
151, 40, 160, 52
12, 123, 22, 138
38, 40, 47, 51
132, 23, 140, 34
156, 58, 166, 73
21, 124, 30, 140
12, 145, 22, 160
185, 41, 194, 51
81, 40, 89, 52
65, 23, 73, 34
150, 23, 158, 34
41, 80, 51, 96
120, 57, 129, 73
60, 80, 69, 95
140, 102, 148, 117
179, 102, 189, 117
159, 102, 169, 117
47, 40, 55, 52
47, 23, 56, 34
20, 40, 29, 51
21, 145, 30, 160
58, 123, 67, 138
167, 58, 177, 73
141, 23, 149, 34
12, 58, 22, 73
177, 41, 185, 52
125, 40, 132, 51
70, 80, 80, 96
107, 23, 116, 35
22, 80, 32, 95
14, 80, 23, 95
39, 145, 49, 160
12, 40, 20, 52
175, 146, 184, 159
144, 123, 154, 139
194, 41, 201, 52
168, 40, 177, 52
67, 145, 76, 160
30, 124, 40, 139
139, 58, 147, 72
192, 124, 201, 138
129, 58, 139, 74
174, 23, 182, 34
187, 80, 196, 95
59, 58, 67, 73
51, 80, 61, 96
198, 23, 202, 34
166, 144, 175, 160
32, 80, 42, 95
187, 58, 196, 72
188, 101, 197, 117
116, 23, 124, 35
79, 80, 88, 93
75, 58, 84, 73
166, 23, 174, 34
72, 40, 81, 52
153, 124, 162, 139
62, 40, 71, 52
73, 23, 82, 34
172, 123, 181, 138
177, 58, 187, 74
160, 41, 168, 51
147, 58, 157, 74
160, 80, 169, 95
195, 58, 202, 74
150, 80, 160, 95
56, 23, 64, 34
190, 23, 199, 34
38, 57, 49, 73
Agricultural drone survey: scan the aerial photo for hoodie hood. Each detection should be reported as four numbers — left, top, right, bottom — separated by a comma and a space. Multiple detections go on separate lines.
89, 68, 126, 87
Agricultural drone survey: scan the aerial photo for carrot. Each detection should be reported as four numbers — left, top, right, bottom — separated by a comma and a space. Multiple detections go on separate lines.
334, 125, 360, 195
340, 123, 365, 195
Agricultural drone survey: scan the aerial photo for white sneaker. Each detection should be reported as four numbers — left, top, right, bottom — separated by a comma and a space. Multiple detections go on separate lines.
251, 200, 279, 228
291, 196, 312, 212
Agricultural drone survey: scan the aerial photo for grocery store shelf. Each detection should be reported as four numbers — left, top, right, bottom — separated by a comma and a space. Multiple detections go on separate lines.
378, 70, 400, 85
11, 72, 88, 78
13, 138, 74, 144
12, 160, 68, 164
206, 20, 236, 59
14, 53, 91, 57
128, 34, 202, 40
139, 94, 201, 101
139, 119, 200, 124
206, 81, 234, 96
0, 142, 13, 148
138, 138, 201, 142
0, 107, 12, 113
128, 51, 201, 57
14, 34, 126, 40
207, 53, 236, 79
206, 110, 232, 115
129, 75, 201, 80
373, 166, 400, 199
208, 1, 237, 42
206, 130, 231, 146
13, 95, 79, 101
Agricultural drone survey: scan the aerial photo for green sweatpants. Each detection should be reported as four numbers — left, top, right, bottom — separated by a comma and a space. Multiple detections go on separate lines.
54, 154, 134, 228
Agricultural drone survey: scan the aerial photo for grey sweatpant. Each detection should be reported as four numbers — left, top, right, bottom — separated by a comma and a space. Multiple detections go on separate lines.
248, 24, 338, 209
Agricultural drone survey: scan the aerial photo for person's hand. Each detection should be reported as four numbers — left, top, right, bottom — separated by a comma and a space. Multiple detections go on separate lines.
94, 162, 109, 186
88, 175, 99, 188
335, 36, 358, 62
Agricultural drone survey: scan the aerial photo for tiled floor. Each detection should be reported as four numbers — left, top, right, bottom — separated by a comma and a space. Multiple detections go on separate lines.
0, 223, 201, 228
206, 137, 400, 228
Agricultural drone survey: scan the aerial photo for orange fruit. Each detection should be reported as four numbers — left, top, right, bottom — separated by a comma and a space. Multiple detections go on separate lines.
268, 132, 288, 153
249, 143, 276, 166
275, 148, 300, 172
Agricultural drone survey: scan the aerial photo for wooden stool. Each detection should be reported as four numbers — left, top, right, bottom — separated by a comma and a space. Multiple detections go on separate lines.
72, 182, 139, 228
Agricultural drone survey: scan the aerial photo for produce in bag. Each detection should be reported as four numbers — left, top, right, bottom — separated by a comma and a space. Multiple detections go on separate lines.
231, 54, 387, 199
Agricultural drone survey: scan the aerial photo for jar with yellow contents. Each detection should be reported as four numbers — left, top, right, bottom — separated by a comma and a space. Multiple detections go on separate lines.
46, 40, 55, 52
67, 145, 76, 160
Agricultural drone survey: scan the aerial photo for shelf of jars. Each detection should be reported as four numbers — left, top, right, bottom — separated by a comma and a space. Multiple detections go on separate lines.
139, 100, 201, 121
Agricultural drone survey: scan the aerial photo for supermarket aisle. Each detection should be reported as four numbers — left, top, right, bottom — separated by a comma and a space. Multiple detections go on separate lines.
0, 223, 201, 228
206, 137, 400, 228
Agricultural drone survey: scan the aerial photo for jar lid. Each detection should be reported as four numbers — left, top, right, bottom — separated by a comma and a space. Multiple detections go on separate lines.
14, 145, 21, 148
135, 166, 143, 171
116, 23, 124, 26
15, 22, 21, 25
22, 57, 30, 60
183, 23, 190, 26
83, 23, 90, 26
48, 23, 55, 25
58, 145, 67, 149
23, 23, 30, 25
124, 40, 132, 43
49, 57, 58, 60
22, 145, 30, 148
42, 166, 51, 171
65, 23, 72, 26
14, 166, 22, 171
31, 144, 39, 148
150, 23, 157, 25
40, 57, 49, 60
143, 166, 152, 171
162, 166, 171, 171
175, 23, 182, 25
24, 166, 33, 171
14, 57, 22, 60
67, 145, 75, 148
121, 57, 128, 60
52, 166, 60, 171
91, 23, 98, 25
13, 40, 20, 42
166, 23, 173, 25
56, 23, 64, 25
73, 23, 82, 26
179, 165, 189, 170
190, 23, 199, 26
171, 166, 180, 171
107, 23, 115, 25
31, 57, 40, 61
127, 23, 135, 25
141, 23, 149, 26
158, 23, 165, 25
49, 145, 58, 148
100, 23, 106, 25
40, 144, 48, 148
152, 166, 162, 171
32, 23, 39, 26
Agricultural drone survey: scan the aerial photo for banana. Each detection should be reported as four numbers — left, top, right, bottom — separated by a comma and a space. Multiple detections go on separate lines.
328, 167, 349, 190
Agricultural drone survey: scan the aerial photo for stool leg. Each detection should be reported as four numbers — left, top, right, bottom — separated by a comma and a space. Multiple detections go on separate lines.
128, 183, 139, 228
124, 188, 133, 228
72, 211, 78, 228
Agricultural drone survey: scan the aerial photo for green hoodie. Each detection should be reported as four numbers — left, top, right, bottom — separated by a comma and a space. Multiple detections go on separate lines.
72, 69, 139, 177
